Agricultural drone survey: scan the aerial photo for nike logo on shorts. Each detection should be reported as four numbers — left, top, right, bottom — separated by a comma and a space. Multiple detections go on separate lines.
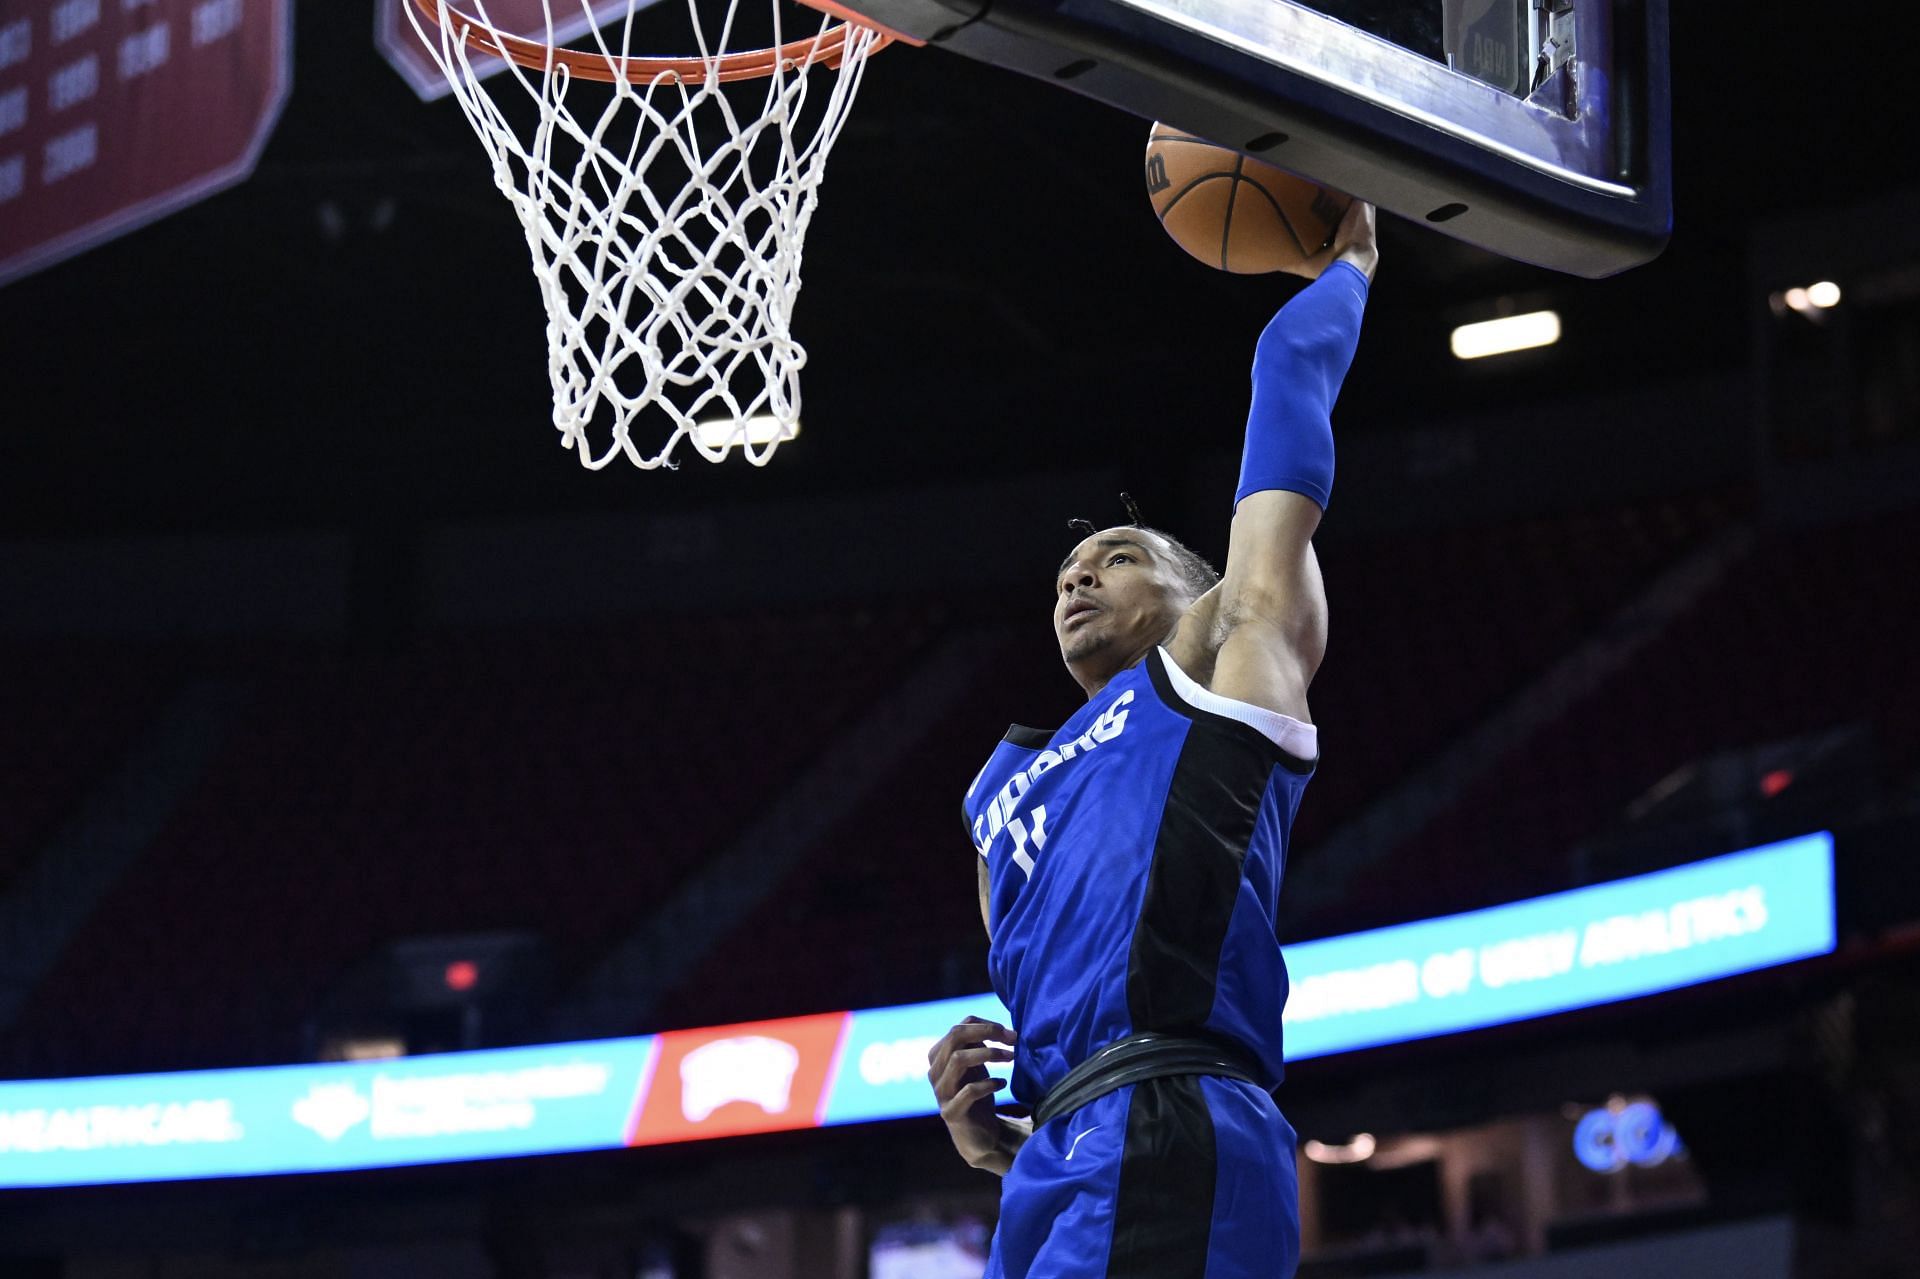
1065, 1125, 1102, 1161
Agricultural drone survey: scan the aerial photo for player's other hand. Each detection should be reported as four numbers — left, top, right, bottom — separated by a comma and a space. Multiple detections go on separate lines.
927, 1015, 1018, 1172
1297, 198, 1378, 284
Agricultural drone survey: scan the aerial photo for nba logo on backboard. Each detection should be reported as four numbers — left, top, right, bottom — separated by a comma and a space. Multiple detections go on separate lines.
1444, 0, 1526, 95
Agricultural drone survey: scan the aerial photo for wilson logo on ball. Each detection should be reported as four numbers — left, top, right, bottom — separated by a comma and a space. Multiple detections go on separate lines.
1144, 153, 1171, 196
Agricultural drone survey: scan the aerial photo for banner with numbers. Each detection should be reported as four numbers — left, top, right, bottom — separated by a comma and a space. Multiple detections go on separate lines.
0, 0, 290, 287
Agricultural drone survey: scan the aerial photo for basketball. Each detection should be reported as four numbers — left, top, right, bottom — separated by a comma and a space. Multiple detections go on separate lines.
1144, 124, 1354, 275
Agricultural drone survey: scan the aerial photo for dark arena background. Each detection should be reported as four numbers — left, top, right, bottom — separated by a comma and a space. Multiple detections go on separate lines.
3, 0, 1920, 1276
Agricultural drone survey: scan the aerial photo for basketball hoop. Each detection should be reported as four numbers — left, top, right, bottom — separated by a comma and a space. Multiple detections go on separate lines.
404, 0, 906, 468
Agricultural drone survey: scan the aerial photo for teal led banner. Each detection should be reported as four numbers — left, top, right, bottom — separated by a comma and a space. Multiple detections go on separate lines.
0, 833, 1834, 1188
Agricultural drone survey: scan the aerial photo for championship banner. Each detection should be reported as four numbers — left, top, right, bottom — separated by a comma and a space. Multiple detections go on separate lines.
0, 834, 1833, 1189
375, 0, 661, 101
0, 0, 291, 286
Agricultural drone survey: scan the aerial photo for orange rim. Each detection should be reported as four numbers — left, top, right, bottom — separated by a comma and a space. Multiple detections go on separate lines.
407, 0, 913, 85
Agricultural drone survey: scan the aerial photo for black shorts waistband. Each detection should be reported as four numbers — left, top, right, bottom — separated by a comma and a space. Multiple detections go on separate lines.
1031, 1032, 1269, 1129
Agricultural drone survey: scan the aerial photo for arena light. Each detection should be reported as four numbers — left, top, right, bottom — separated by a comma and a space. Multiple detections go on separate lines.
694, 416, 798, 453
1770, 281, 1842, 319
1573, 1098, 1681, 1173
1450, 310, 1561, 360
329, 1036, 406, 1062
1302, 1133, 1376, 1164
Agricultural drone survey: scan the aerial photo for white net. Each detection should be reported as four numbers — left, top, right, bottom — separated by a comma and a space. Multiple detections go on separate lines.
406, 0, 883, 468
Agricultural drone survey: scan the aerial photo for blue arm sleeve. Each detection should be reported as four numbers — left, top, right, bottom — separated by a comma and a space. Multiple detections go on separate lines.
1233, 259, 1370, 511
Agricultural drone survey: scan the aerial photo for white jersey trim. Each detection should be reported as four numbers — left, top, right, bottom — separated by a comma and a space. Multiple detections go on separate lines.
1155, 646, 1320, 761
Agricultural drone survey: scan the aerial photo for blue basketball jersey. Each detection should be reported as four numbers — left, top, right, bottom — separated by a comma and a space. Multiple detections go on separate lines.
963, 645, 1318, 1108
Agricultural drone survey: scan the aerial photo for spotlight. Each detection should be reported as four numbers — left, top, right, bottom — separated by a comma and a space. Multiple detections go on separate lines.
1450, 311, 1561, 360
1770, 281, 1842, 321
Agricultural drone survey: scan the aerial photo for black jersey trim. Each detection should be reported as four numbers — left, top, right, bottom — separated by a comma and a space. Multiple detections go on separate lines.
1126, 707, 1277, 1035
1146, 649, 1316, 776
1002, 723, 1055, 750
1106, 1075, 1217, 1278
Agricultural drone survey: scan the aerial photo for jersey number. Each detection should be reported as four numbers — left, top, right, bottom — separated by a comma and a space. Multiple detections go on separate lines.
1007, 803, 1049, 878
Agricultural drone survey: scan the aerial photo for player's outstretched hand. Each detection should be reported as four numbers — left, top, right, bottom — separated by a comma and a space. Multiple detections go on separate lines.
1294, 198, 1378, 284
927, 1015, 1024, 1174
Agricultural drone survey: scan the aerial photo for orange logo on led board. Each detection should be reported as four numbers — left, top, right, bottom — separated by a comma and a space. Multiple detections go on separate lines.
626, 1012, 849, 1146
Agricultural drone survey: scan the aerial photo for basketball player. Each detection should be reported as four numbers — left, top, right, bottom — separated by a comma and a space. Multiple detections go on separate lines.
927, 198, 1379, 1277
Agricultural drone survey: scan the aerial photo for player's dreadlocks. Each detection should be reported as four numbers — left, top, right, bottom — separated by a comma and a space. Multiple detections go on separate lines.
1065, 493, 1220, 603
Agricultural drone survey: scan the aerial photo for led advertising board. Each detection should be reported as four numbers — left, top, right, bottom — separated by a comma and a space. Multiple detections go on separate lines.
1280, 831, 1836, 1060
0, 834, 1833, 1188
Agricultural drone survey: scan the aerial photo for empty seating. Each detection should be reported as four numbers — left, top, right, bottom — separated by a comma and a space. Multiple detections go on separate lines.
0, 604, 943, 1078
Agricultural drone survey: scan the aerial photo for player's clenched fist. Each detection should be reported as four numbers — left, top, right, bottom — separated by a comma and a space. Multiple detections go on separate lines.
927, 1016, 1029, 1175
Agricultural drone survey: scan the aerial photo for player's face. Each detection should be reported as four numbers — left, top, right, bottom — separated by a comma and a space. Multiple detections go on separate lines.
1053, 528, 1190, 667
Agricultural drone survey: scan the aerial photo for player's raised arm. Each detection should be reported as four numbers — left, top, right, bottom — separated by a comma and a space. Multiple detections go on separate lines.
1209, 201, 1377, 724
978, 857, 992, 940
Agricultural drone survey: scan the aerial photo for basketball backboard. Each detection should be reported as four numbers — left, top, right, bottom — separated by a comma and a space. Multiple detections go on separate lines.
376, 0, 657, 99
838, 0, 1670, 277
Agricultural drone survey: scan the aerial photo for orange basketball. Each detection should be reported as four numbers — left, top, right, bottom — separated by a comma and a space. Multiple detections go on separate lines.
1144, 124, 1353, 275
